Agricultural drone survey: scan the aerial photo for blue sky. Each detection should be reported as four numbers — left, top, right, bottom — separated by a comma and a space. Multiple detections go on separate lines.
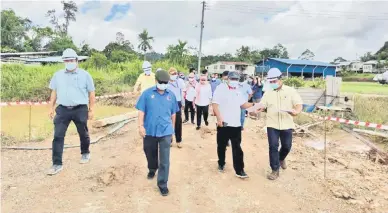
80, 0, 131, 21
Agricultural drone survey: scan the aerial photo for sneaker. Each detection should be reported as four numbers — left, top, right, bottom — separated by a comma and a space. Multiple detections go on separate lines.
159, 187, 169, 196
147, 170, 156, 179
47, 165, 63, 176
205, 121, 209, 126
80, 153, 90, 164
267, 170, 279, 180
280, 160, 287, 170
183, 120, 188, 124
177, 143, 183, 148
236, 170, 249, 179
241, 127, 244, 131
196, 126, 201, 130
218, 165, 225, 172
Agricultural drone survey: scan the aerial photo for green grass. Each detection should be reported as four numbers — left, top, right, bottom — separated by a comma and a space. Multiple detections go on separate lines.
341, 82, 388, 95
1, 104, 132, 145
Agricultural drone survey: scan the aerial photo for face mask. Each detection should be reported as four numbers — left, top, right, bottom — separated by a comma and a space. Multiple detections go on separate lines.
170, 75, 177, 80
157, 83, 169, 90
212, 78, 216, 81
180, 76, 185, 79
228, 80, 239, 88
144, 70, 151, 75
270, 83, 279, 90
65, 62, 77, 71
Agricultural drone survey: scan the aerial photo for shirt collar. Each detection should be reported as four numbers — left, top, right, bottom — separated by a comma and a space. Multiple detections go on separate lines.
65, 68, 78, 74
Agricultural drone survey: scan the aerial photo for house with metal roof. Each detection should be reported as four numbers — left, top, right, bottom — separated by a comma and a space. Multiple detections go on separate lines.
205, 61, 256, 76
26, 56, 89, 64
255, 58, 337, 78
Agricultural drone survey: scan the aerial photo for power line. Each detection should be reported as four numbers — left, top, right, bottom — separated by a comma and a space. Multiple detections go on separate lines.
197, 1, 206, 72
206, 6, 388, 21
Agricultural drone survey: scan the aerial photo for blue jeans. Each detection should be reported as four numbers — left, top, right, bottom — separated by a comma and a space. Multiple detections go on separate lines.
143, 135, 172, 188
240, 109, 246, 127
267, 127, 293, 171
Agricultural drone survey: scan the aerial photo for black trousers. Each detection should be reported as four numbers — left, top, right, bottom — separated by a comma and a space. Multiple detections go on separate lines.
217, 126, 244, 173
267, 127, 293, 171
184, 99, 195, 123
52, 105, 90, 165
196, 105, 209, 127
174, 101, 182, 143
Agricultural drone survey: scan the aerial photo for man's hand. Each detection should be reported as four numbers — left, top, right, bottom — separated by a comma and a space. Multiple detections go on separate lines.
138, 126, 146, 138
288, 109, 299, 116
88, 110, 94, 120
49, 108, 55, 119
216, 119, 223, 127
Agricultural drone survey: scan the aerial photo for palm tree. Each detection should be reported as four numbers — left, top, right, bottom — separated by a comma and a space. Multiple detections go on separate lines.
138, 29, 154, 60
166, 40, 189, 65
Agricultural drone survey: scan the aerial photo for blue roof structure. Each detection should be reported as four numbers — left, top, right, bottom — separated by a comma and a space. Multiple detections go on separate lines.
26, 56, 89, 63
269, 58, 336, 67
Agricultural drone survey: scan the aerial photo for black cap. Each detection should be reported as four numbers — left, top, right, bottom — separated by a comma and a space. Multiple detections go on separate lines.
222, 70, 229, 77
155, 70, 170, 82
228, 71, 240, 79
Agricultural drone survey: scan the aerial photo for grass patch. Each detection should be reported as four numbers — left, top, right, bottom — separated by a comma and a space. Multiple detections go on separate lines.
1, 104, 132, 145
341, 82, 388, 95
353, 95, 388, 125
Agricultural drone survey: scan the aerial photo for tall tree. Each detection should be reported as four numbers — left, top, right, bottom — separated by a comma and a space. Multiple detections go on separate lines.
236, 45, 251, 62
137, 29, 154, 60
166, 40, 189, 65
46, 1, 78, 36
298, 49, 315, 60
332, 57, 347, 63
1, 9, 32, 52
103, 32, 135, 58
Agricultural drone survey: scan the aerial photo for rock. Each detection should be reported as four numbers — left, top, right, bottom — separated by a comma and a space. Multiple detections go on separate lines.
348, 199, 364, 205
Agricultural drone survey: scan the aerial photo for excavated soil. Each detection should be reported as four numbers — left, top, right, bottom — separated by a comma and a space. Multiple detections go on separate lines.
2, 116, 388, 213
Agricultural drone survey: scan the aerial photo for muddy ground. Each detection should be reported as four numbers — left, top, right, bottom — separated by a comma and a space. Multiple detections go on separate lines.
1, 115, 388, 213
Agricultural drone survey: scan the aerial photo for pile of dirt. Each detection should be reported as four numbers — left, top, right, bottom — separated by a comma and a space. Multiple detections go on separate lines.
99, 96, 137, 108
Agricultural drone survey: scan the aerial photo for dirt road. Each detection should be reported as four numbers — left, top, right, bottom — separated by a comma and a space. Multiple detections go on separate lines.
2, 117, 387, 213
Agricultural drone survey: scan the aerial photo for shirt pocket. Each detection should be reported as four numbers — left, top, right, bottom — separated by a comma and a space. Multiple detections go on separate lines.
76, 76, 87, 90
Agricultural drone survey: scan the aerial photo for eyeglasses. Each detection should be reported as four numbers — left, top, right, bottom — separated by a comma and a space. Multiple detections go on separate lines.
200, 79, 206, 81
158, 81, 168, 84
268, 79, 278, 84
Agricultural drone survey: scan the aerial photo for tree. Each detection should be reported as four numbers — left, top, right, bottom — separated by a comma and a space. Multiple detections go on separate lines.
103, 32, 135, 58
46, 1, 78, 36
116, 32, 124, 44
333, 57, 347, 63
79, 43, 92, 56
259, 44, 289, 59
45, 36, 78, 53
166, 40, 190, 65
110, 50, 137, 63
84, 52, 109, 69
360, 52, 376, 62
1, 9, 32, 52
236, 45, 252, 62
298, 49, 315, 60
138, 29, 154, 60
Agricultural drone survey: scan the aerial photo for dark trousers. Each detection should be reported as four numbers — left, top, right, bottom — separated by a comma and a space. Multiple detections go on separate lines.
267, 127, 293, 171
196, 105, 209, 127
52, 105, 90, 165
175, 101, 182, 143
217, 126, 244, 173
184, 99, 195, 123
143, 135, 172, 188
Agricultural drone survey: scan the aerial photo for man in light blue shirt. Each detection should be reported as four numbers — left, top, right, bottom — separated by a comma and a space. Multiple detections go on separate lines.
168, 67, 186, 148
136, 70, 179, 196
210, 72, 221, 95
238, 76, 253, 130
47, 48, 95, 176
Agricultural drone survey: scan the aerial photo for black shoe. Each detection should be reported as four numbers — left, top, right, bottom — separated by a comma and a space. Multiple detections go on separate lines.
147, 171, 155, 179
236, 170, 249, 179
191, 121, 195, 125
183, 120, 188, 123
196, 126, 201, 130
159, 187, 169, 196
218, 165, 225, 172
205, 121, 209, 126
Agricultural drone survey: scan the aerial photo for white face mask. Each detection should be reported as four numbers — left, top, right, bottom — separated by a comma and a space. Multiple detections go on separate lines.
144, 70, 151, 75
228, 80, 239, 88
170, 75, 177, 80
156, 83, 169, 90
65, 62, 77, 71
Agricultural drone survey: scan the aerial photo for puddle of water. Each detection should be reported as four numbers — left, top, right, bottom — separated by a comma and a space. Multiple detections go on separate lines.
304, 140, 326, 150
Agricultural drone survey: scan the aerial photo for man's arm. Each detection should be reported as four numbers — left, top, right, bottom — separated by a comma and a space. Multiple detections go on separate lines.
88, 91, 95, 112
133, 76, 142, 92
171, 114, 176, 129
49, 90, 57, 110
241, 102, 254, 109
138, 111, 145, 128
212, 103, 222, 122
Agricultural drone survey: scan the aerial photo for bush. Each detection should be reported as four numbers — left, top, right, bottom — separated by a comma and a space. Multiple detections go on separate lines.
309, 77, 325, 88
283, 77, 305, 88
1, 59, 188, 101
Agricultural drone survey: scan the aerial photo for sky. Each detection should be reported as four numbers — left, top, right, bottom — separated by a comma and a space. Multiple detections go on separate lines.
3, 0, 388, 62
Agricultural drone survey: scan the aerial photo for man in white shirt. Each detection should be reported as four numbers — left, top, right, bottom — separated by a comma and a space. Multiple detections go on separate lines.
193, 75, 213, 130
168, 67, 186, 148
212, 71, 256, 178
183, 73, 197, 124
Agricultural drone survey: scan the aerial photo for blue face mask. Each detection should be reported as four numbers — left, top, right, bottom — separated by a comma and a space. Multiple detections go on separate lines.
156, 83, 169, 90
270, 83, 279, 90
228, 80, 239, 88
65, 62, 77, 71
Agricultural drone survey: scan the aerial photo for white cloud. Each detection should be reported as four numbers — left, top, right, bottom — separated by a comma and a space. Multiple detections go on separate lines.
2, 0, 388, 62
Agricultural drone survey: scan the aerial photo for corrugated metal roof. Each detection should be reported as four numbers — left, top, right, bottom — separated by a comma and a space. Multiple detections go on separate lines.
0, 51, 57, 57
26, 56, 89, 63
219, 61, 251, 65
269, 58, 336, 67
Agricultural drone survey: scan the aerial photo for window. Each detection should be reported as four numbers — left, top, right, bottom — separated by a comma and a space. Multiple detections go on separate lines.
214, 65, 217, 69
220, 65, 225, 69
230, 66, 233, 69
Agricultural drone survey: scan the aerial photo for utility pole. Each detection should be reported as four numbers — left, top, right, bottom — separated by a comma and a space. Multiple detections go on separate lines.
197, 1, 205, 72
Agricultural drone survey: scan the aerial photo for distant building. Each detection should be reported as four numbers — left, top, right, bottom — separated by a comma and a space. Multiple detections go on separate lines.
362, 60, 387, 73
26, 56, 89, 65
335, 60, 363, 72
205, 61, 256, 76
0, 51, 57, 64
255, 58, 337, 78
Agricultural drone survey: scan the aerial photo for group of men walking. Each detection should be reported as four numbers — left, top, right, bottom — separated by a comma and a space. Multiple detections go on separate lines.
47, 50, 303, 197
